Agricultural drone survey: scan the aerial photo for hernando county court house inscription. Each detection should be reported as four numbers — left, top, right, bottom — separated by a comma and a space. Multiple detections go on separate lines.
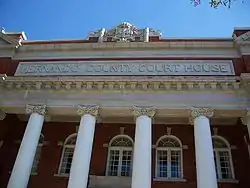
15, 60, 235, 76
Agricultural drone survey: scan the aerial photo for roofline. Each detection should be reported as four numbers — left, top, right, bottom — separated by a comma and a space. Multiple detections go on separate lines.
0, 32, 20, 47
5, 31, 27, 40
234, 27, 250, 30
22, 37, 233, 45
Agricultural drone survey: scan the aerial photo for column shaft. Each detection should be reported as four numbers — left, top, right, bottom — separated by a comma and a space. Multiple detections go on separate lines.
7, 113, 44, 188
194, 115, 217, 188
67, 114, 96, 188
132, 115, 152, 188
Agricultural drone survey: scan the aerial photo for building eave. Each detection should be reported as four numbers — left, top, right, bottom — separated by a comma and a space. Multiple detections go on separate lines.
0, 32, 21, 48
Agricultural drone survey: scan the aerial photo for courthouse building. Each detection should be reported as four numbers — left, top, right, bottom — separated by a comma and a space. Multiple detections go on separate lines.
0, 22, 250, 188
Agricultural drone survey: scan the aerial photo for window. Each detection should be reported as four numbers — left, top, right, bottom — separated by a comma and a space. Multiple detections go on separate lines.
155, 135, 183, 179
31, 134, 44, 174
106, 135, 133, 177
58, 134, 77, 175
213, 136, 234, 180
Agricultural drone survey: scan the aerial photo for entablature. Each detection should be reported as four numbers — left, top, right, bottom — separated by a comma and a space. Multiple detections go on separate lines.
0, 76, 242, 91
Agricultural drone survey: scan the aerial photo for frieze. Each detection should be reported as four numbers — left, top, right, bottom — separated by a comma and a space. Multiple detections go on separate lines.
15, 60, 235, 76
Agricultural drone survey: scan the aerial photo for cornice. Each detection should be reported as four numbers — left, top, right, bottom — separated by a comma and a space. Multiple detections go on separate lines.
0, 76, 241, 92
18, 41, 235, 52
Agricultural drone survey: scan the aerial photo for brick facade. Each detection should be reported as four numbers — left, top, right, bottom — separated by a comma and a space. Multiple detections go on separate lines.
0, 115, 249, 188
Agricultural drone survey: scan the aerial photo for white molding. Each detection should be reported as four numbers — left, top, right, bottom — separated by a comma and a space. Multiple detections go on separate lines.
230, 145, 237, 150
14, 60, 236, 76
103, 143, 108, 148
14, 48, 241, 60
182, 145, 188, 149
57, 141, 63, 146
217, 179, 239, 183
153, 178, 187, 182
234, 27, 250, 30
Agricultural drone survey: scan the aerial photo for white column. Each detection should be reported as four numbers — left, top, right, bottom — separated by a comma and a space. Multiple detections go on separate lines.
67, 105, 99, 188
0, 110, 6, 120
7, 104, 46, 188
241, 111, 250, 140
131, 106, 155, 188
144, 27, 150, 42
241, 111, 250, 157
191, 108, 217, 188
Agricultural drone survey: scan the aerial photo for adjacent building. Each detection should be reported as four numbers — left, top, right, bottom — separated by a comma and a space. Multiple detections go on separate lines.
0, 22, 250, 188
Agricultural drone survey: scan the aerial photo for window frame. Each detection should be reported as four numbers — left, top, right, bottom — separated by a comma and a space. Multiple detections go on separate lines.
58, 133, 77, 175
105, 135, 134, 177
155, 135, 184, 180
212, 136, 235, 181
31, 134, 44, 175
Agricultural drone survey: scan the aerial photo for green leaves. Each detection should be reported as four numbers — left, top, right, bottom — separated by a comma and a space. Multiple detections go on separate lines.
191, 0, 244, 8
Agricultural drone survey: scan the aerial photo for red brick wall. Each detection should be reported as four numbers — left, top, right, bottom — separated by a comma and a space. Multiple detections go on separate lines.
0, 115, 249, 188
242, 55, 250, 73
0, 58, 12, 75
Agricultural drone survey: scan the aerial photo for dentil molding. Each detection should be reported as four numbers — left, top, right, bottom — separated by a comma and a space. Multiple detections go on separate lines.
0, 76, 242, 92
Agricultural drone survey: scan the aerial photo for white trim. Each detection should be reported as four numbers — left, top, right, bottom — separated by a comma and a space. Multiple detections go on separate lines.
57, 133, 77, 174
155, 135, 183, 179
105, 135, 134, 177
153, 178, 187, 182
212, 136, 235, 180
31, 133, 44, 174
217, 179, 239, 183
155, 135, 183, 148
234, 27, 250, 30
54, 173, 69, 177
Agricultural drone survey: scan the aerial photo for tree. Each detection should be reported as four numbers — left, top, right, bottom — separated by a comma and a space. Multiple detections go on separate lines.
191, 0, 245, 8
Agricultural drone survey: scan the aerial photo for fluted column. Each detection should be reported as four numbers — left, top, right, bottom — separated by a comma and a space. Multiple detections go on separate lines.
191, 108, 217, 188
67, 105, 99, 188
7, 104, 46, 188
131, 106, 155, 188
0, 110, 6, 120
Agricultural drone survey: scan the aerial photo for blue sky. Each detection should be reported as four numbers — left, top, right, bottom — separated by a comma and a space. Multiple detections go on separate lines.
0, 0, 250, 40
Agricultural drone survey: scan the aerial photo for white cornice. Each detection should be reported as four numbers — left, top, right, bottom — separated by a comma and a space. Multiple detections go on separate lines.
0, 32, 20, 48
0, 76, 241, 91
19, 41, 235, 52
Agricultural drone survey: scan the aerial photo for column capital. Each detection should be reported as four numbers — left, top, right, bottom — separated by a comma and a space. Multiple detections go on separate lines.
132, 106, 156, 118
76, 105, 99, 117
189, 108, 214, 125
26, 104, 47, 116
240, 109, 250, 125
191, 108, 214, 118
0, 110, 6, 120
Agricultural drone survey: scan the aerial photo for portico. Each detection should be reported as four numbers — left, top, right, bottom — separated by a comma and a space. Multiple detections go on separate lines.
0, 23, 250, 188
1, 88, 248, 188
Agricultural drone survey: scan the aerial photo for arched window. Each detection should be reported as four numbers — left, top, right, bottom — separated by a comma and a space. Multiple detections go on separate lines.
31, 134, 44, 174
106, 135, 133, 177
58, 134, 77, 175
213, 136, 234, 180
155, 135, 183, 179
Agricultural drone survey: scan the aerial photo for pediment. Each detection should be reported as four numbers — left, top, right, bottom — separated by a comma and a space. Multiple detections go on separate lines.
234, 31, 250, 41
0, 38, 11, 45
0, 32, 20, 48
